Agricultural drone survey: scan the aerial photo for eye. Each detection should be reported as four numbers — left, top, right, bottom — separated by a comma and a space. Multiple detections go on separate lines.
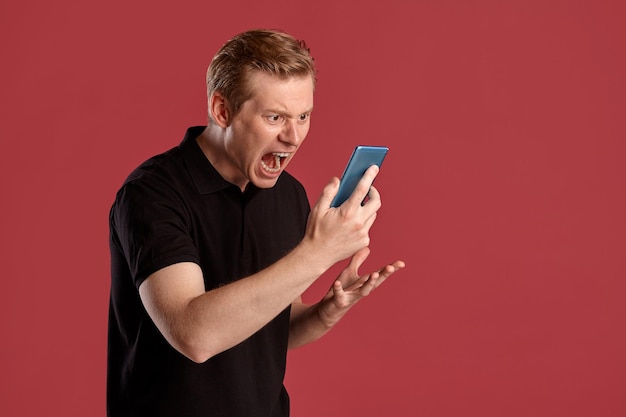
266, 114, 282, 123
298, 113, 310, 122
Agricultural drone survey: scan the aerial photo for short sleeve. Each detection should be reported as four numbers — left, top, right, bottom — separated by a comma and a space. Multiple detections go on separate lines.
110, 179, 200, 289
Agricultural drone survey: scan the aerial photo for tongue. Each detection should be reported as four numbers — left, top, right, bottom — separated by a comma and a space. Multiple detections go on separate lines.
262, 153, 280, 169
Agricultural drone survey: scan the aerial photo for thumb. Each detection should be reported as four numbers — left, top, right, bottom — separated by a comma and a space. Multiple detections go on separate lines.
347, 247, 371, 275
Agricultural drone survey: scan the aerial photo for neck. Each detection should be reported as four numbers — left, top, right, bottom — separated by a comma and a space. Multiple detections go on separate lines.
196, 126, 249, 192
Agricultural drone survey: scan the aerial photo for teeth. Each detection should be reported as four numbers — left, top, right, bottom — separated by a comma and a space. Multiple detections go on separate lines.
261, 160, 280, 172
261, 153, 290, 173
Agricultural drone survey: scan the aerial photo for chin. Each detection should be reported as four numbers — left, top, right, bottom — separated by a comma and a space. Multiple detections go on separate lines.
253, 176, 280, 189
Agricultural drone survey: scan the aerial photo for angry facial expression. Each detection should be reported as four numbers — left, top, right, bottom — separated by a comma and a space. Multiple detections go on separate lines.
216, 72, 315, 191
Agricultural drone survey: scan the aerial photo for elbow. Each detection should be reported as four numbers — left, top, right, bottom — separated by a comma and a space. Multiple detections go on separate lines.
160, 319, 234, 363
185, 350, 213, 364
170, 336, 218, 364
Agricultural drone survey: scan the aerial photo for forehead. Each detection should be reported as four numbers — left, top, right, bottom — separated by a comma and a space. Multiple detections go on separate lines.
245, 72, 314, 112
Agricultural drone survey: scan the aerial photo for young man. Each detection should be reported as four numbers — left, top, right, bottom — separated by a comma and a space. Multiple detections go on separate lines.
108, 29, 404, 417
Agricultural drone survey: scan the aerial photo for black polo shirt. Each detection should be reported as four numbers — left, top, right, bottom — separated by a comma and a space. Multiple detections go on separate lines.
108, 126, 310, 417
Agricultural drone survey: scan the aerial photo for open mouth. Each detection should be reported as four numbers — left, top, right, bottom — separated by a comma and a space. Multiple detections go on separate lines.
261, 152, 290, 173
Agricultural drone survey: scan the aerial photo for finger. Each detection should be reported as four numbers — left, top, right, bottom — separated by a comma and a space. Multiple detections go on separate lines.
331, 280, 349, 308
351, 185, 381, 226
342, 254, 403, 293
378, 263, 401, 280
364, 184, 381, 206
343, 273, 371, 292
357, 261, 405, 293
348, 247, 370, 273
369, 261, 405, 287
343, 165, 379, 209
314, 177, 340, 211
388, 260, 406, 273
337, 247, 370, 283
359, 271, 380, 296
367, 271, 388, 290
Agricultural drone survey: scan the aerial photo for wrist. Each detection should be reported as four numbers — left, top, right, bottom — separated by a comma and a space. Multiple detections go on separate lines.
293, 237, 335, 276
315, 297, 348, 329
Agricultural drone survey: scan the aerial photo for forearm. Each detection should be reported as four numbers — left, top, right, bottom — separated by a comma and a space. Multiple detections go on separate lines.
141, 239, 333, 363
187, 254, 319, 358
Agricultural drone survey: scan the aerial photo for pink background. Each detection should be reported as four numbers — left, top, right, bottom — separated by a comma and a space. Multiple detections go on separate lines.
1, 0, 625, 415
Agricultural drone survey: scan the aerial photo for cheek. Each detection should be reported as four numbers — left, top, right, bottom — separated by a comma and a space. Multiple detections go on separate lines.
298, 123, 311, 140
246, 118, 275, 137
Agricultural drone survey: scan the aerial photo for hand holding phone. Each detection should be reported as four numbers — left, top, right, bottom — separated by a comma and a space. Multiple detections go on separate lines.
331, 145, 388, 208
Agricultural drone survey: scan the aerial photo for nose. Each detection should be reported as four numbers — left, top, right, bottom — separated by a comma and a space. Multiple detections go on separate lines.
279, 119, 304, 146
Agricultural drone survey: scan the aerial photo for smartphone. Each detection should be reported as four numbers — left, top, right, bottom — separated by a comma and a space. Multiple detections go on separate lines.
330, 145, 389, 207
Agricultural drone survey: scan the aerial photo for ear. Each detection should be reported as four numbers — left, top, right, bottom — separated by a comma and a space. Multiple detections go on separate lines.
209, 92, 231, 127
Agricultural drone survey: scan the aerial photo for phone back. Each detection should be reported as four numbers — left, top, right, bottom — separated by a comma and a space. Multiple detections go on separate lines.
331, 145, 388, 207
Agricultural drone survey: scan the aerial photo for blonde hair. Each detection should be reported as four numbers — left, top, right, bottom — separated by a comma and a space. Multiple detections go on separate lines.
206, 29, 316, 120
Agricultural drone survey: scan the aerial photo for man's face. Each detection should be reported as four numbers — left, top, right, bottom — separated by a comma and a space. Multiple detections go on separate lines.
220, 71, 314, 190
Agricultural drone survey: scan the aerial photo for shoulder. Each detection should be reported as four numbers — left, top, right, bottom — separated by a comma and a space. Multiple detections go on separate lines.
121, 126, 205, 187
123, 146, 183, 187
111, 146, 189, 222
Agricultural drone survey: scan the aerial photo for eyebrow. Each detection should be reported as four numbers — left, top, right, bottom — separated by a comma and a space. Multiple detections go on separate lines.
265, 106, 314, 118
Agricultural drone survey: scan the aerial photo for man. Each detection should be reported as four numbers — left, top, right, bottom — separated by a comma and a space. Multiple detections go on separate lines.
108, 29, 404, 416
